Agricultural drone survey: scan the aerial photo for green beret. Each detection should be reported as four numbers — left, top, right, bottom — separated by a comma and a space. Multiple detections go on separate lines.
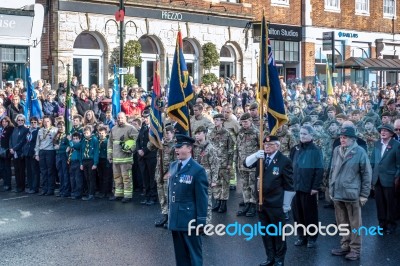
213, 113, 225, 120
240, 112, 252, 121
194, 125, 208, 134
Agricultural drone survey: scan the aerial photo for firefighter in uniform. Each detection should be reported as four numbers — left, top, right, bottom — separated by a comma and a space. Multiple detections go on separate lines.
107, 112, 138, 201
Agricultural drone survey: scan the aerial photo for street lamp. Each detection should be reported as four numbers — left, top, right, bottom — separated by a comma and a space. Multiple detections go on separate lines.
105, 0, 138, 87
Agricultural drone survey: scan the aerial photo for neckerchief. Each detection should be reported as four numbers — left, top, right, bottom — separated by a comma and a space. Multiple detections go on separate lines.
42, 126, 53, 140
84, 137, 92, 158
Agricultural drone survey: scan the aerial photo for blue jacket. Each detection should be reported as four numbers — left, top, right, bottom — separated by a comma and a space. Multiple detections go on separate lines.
168, 158, 208, 231
69, 141, 82, 164
10, 125, 29, 156
22, 128, 39, 157
81, 136, 99, 166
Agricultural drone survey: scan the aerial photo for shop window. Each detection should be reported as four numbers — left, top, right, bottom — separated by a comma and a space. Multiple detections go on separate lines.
1, 47, 14, 62
325, 0, 340, 12
355, 0, 369, 15
384, 0, 396, 18
270, 40, 298, 62
15, 49, 27, 62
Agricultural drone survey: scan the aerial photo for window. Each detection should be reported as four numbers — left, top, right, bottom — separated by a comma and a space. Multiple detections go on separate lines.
1, 47, 14, 62
325, 0, 340, 11
384, 0, 396, 17
0, 47, 28, 63
355, 0, 369, 14
270, 40, 298, 62
271, 0, 289, 6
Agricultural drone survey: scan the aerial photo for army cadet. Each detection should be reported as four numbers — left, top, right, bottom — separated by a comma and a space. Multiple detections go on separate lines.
168, 134, 208, 266
276, 125, 295, 157
312, 120, 325, 150
323, 106, 337, 129
249, 102, 261, 129
236, 113, 259, 217
190, 103, 214, 135
193, 126, 219, 224
363, 100, 380, 127
107, 112, 138, 202
147, 125, 176, 228
381, 112, 392, 126
363, 118, 380, 158
335, 113, 347, 126
288, 117, 300, 147
309, 110, 320, 124
209, 113, 234, 213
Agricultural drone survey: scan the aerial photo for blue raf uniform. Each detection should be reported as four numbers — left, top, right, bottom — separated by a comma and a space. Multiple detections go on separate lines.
168, 134, 208, 266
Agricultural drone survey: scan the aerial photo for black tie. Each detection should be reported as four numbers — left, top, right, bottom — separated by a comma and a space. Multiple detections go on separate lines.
177, 162, 182, 172
265, 156, 271, 167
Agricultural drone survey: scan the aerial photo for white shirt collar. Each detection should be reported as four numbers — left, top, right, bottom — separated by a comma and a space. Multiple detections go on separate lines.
180, 157, 191, 168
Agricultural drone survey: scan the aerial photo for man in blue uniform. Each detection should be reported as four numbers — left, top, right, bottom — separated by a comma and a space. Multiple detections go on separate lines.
168, 134, 208, 266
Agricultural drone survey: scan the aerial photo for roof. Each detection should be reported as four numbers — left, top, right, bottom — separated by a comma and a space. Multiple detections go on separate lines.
335, 57, 400, 70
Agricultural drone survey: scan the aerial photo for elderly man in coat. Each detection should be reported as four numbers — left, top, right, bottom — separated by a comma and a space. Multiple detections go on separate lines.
329, 126, 372, 261
371, 124, 400, 234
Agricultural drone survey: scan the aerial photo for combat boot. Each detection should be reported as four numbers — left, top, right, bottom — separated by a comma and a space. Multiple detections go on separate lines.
155, 214, 168, 227
237, 203, 250, 216
218, 200, 227, 213
212, 200, 221, 212
246, 203, 256, 217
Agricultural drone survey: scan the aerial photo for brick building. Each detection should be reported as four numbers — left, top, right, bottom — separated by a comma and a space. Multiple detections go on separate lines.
32, 0, 400, 89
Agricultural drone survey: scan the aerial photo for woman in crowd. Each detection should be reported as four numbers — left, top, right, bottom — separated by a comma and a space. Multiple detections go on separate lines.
0, 116, 14, 191
83, 110, 98, 134
75, 91, 92, 117
23, 116, 40, 194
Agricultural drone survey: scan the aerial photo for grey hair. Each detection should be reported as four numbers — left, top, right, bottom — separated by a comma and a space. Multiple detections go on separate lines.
300, 125, 315, 136
15, 114, 26, 123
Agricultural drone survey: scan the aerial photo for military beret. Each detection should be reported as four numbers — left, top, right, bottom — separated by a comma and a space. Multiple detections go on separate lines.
364, 118, 374, 125
309, 110, 319, 116
164, 125, 174, 132
381, 111, 391, 117
263, 135, 279, 143
240, 112, 252, 121
249, 102, 258, 110
336, 113, 348, 119
387, 99, 396, 105
313, 120, 324, 126
213, 113, 225, 120
351, 110, 361, 115
327, 106, 336, 112
194, 125, 208, 134
289, 117, 300, 125
175, 134, 195, 148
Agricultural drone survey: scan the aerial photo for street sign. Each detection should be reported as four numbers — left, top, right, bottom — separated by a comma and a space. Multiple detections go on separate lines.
323, 31, 334, 51
119, 68, 128, 75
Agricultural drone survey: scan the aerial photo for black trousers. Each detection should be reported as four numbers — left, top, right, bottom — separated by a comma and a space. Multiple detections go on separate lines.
26, 156, 40, 192
14, 157, 26, 191
82, 159, 96, 196
139, 156, 157, 201
258, 205, 287, 263
172, 231, 202, 266
97, 158, 112, 194
292, 191, 319, 241
375, 179, 397, 229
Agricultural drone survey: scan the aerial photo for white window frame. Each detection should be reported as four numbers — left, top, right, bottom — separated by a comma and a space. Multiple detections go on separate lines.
271, 0, 289, 7
355, 0, 370, 16
383, 0, 396, 19
324, 0, 340, 13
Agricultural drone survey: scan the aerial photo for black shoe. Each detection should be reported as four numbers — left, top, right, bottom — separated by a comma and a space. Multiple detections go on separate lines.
307, 240, 316, 248
140, 199, 149, 205
121, 198, 132, 203
237, 203, 250, 216
324, 203, 334, 209
260, 260, 275, 266
146, 200, 156, 206
239, 201, 245, 207
155, 215, 168, 227
38, 191, 47, 196
245, 203, 256, 217
109, 196, 122, 201
82, 195, 95, 201
212, 200, 221, 212
2, 186, 11, 192
218, 200, 227, 213
294, 239, 307, 246
229, 185, 236, 191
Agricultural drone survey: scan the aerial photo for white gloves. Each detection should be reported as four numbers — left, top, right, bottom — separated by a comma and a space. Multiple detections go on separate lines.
360, 196, 368, 206
283, 191, 296, 213
245, 150, 265, 167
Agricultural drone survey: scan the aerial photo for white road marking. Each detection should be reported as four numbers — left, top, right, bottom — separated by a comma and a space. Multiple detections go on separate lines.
18, 210, 32, 218
2, 196, 29, 201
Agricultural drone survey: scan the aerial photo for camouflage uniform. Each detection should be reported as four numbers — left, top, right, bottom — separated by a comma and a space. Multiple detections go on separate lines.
147, 139, 175, 215
289, 128, 300, 148
321, 131, 338, 201
209, 126, 235, 201
313, 130, 325, 150
193, 140, 219, 224
276, 125, 294, 157
237, 126, 259, 204
190, 115, 214, 135
224, 117, 240, 187
364, 129, 380, 158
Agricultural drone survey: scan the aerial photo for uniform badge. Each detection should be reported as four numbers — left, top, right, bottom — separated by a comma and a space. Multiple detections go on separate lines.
272, 167, 279, 175
179, 175, 193, 184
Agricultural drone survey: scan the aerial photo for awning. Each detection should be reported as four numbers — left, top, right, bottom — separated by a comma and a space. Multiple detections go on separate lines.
335, 57, 400, 70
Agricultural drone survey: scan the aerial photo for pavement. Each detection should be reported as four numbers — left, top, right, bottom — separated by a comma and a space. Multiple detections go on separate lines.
0, 184, 399, 266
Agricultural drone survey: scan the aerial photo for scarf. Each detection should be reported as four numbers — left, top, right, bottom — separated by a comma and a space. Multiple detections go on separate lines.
84, 137, 92, 158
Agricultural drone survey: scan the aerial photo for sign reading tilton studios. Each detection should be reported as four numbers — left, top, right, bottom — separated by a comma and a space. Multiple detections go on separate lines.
253, 23, 302, 43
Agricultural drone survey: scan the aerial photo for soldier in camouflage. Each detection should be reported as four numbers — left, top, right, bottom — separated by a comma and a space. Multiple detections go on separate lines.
147, 125, 176, 228
276, 124, 295, 157
209, 113, 235, 213
249, 102, 261, 129
312, 120, 326, 150
288, 117, 300, 148
363, 118, 380, 158
236, 113, 259, 217
193, 126, 220, 224
190, 103, 214, 135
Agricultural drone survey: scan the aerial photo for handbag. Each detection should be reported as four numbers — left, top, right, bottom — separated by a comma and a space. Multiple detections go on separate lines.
0, 147, 7, 159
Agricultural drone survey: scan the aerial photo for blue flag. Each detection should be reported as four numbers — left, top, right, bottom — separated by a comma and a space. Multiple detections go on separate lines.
65, 70, 72, 133
260, 15, 288, 135
25, 68, 43, 123
149, 60, 163, 149
166, 30, 193, 135
112, 65, 120, 119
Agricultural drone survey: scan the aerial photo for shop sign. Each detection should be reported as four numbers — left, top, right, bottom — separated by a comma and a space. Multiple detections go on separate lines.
253, 23, 302, 42
161, 10, 183, 21
0, 14, 33, 38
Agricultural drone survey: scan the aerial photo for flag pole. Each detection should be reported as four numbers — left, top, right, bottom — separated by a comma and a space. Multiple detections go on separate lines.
258, 12, 266, 211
